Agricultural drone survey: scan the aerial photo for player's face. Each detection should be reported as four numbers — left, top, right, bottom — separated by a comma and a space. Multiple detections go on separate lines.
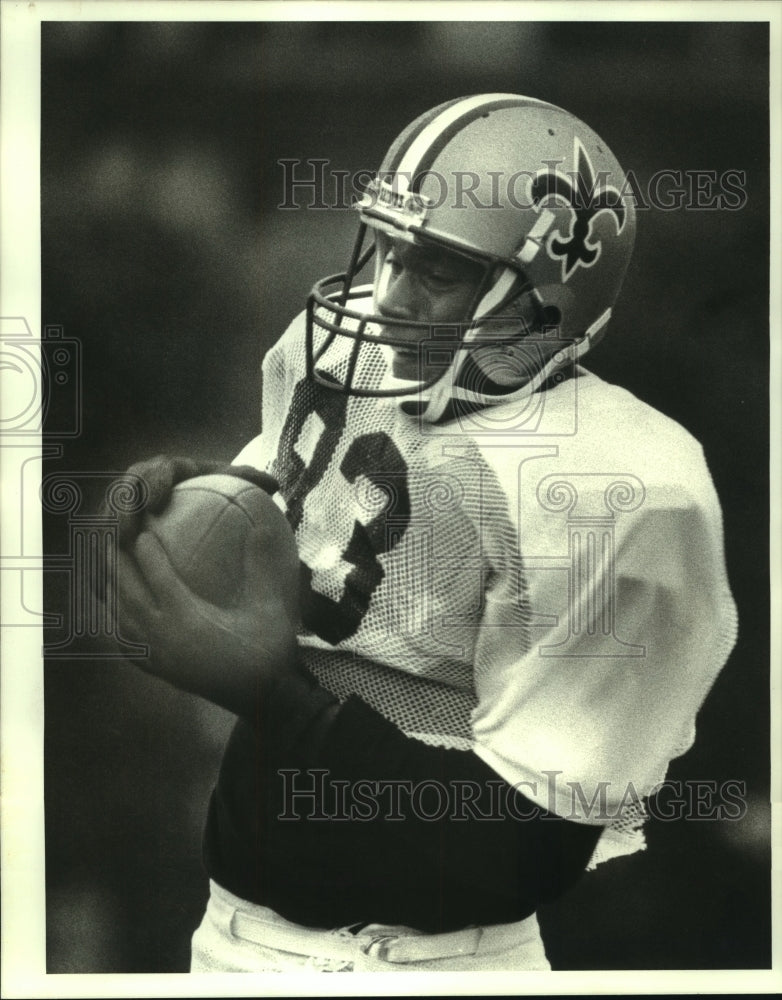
374, 236, 486, 382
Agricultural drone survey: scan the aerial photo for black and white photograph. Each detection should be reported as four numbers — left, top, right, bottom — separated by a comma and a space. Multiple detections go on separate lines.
0, 2, 779, 995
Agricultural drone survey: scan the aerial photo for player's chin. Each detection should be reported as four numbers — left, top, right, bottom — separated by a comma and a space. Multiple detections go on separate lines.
390, 349, 447, 384
390, 349, 422, 381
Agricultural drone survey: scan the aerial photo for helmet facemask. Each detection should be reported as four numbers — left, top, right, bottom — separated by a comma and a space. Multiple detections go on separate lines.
306, 220, 563, 421
305, 93, 636, 422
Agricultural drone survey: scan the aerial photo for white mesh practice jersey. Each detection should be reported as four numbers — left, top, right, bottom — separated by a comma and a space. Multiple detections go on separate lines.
235, 309, 738, 867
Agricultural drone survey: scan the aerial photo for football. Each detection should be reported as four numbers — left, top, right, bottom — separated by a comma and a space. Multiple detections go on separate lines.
141, 473, 299, 607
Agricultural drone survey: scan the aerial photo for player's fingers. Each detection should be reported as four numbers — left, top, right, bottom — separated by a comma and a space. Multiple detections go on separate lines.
112, 455, 202, 549
112, 549, 167, 664
89, 558, 148, 656
116, 509, 146, 550
90, 470, 148, 551
128, 455, 204, 514
115, 456, 207, 547
116, 605, 150, 650
226, 465, 279, 496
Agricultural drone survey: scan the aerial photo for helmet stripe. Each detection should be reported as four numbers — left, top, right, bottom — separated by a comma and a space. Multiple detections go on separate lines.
395, 94, 550, 188
382, 97, 467, 175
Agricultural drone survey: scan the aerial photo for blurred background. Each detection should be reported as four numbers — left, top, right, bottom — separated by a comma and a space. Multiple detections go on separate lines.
41, 20, 770, 972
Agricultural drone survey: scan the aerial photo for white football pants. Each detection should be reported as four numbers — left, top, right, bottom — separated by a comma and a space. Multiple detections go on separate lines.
190, 879, 551, 972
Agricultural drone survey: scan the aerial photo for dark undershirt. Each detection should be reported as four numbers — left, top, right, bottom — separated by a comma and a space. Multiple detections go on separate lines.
203, 695, 601, 933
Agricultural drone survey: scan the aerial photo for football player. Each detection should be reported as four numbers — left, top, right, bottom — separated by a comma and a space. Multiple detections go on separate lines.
114, 94, 738, 972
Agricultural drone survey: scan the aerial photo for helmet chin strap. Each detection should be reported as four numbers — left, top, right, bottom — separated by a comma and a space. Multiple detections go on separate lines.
419, 304, 612, 424
367, 243, 611, 424
420, 266, 540, 421
472, 266, 523, 319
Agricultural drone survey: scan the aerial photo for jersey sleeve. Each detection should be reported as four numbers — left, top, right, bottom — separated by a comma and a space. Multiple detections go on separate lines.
231, 313, 304, 471
470, 444, 738, 828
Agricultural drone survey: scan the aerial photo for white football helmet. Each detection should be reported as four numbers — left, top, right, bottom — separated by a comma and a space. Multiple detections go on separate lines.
306, 93, 636, 422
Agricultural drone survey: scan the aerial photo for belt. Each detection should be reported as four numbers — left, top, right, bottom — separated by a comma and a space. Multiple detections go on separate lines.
228, 906, 534, 965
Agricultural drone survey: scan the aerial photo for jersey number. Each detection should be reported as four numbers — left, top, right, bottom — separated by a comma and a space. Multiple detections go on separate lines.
272, 380, 410, 645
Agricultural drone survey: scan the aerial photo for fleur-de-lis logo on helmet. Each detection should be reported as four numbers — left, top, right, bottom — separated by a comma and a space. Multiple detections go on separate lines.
531, 138, 627, 282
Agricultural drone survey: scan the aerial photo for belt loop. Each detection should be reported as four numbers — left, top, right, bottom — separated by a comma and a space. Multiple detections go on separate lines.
227, 909, 242, 941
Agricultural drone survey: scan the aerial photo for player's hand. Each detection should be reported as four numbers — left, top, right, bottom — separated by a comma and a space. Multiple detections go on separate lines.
106, 454, 279, 549
116, 522, 299, 715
